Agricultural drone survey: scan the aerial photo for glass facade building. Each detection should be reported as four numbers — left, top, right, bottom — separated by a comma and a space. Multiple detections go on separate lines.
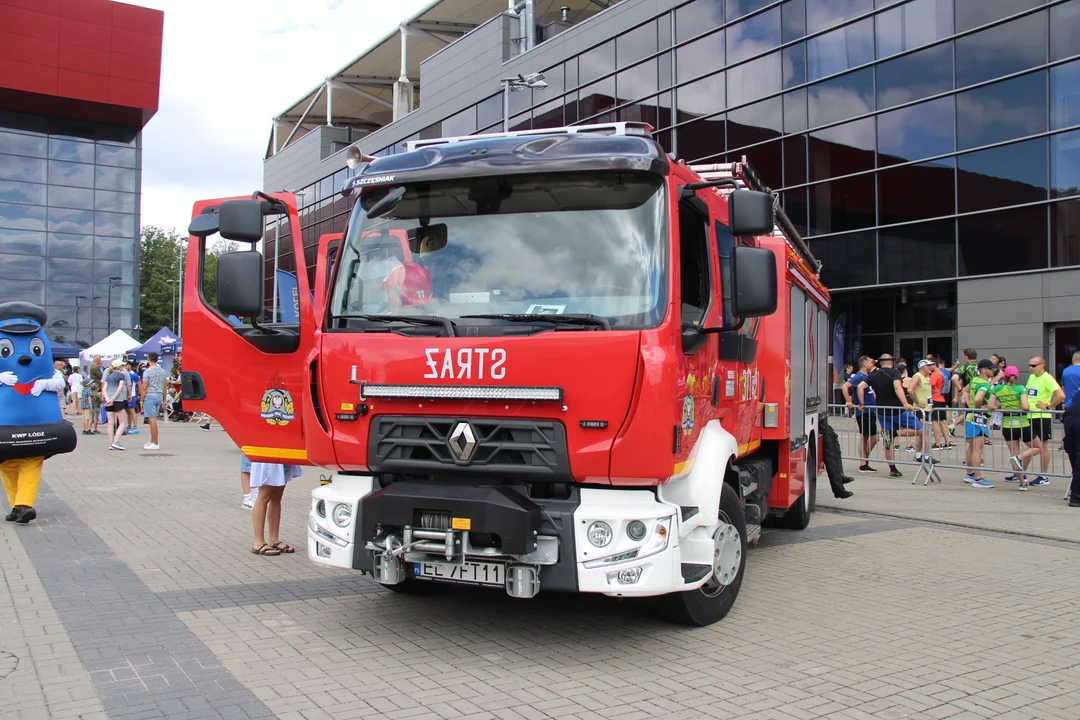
267, 0, 1080, 372
0, 115, 142, 347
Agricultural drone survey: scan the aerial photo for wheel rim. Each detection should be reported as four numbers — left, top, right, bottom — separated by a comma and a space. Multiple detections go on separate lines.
701, 512, 742, 597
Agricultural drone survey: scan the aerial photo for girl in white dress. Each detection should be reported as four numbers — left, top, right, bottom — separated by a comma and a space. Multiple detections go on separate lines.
249, 461, 303, 556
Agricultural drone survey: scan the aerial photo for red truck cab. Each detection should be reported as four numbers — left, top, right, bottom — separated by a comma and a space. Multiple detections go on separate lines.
182, 122, 828, 626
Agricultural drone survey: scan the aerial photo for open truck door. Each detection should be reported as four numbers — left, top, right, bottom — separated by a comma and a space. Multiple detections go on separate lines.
180, 192, 315, 465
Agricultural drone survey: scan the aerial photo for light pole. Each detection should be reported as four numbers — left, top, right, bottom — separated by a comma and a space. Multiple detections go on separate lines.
176, 241, 185, 336
501, 72, 548, 132
106, 277, 121, 333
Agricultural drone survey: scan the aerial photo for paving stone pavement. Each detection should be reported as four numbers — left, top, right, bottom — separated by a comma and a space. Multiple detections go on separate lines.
1, 420, 1078, 719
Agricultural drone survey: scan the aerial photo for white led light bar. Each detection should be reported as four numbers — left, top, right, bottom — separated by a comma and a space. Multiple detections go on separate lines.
360, 384, 563, 402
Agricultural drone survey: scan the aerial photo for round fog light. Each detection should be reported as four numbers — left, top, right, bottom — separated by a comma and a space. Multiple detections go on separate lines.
315, 500, 326, 518
332, 502, 353, 528
626, 520, 647, 541
587, 521, 613, 547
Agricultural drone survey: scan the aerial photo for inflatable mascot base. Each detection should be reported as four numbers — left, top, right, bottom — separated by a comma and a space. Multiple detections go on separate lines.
0, 302, 78, 523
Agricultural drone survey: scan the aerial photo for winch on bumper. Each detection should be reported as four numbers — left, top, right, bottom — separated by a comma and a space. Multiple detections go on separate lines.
307, 479, 688, 598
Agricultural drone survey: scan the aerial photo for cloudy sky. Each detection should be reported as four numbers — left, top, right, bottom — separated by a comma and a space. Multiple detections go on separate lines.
129, 0, 431, 234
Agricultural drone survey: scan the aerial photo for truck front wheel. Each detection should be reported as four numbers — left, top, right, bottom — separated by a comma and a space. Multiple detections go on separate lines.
653, 482, 747, 626
779, 445, 816, 530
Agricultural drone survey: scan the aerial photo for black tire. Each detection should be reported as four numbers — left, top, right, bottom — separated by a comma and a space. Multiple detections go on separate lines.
779, 442, 816, 530
653, 482, 747, 626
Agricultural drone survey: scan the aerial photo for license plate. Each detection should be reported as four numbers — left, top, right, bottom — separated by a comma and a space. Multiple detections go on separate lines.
414, 560, 504, 586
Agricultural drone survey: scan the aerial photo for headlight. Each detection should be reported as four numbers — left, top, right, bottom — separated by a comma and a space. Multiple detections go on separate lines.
315, 500, 326, 518
332, 502, 353, 528
626, 520, 646, 541
638, 516, 672, 559
587, 521, 613, 547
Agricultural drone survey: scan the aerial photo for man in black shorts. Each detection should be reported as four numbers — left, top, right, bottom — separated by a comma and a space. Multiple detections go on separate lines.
843, 355, 878, 472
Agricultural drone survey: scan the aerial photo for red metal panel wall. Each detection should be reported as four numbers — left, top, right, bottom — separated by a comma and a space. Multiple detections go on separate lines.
0, 0, 162, 128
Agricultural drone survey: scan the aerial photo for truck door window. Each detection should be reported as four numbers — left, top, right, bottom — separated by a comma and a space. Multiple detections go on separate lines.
679, 200, 711, 326
715, 221, 736, 328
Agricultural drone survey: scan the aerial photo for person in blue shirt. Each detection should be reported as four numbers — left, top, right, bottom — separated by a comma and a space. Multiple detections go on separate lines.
1064, 351, 1080, 507
842, 355, 878, 473
1063, 351, 1080, 410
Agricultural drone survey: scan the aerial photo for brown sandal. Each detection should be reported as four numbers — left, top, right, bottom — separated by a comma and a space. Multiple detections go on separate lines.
251, 543, 281, 556
271, 541, 295, 553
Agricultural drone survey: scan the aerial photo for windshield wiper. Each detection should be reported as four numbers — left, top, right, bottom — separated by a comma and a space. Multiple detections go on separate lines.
338, 314, 456, 337
460, 313, 611, 331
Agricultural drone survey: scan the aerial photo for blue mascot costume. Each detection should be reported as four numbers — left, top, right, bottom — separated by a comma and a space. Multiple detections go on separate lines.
0, 301, 78, 523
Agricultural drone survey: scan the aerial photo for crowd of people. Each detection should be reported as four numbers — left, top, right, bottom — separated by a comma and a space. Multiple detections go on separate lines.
840, 350, 1079, 501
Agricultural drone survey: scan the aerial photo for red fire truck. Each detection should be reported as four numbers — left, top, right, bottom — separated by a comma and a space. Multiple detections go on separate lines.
182, 122, 829, 626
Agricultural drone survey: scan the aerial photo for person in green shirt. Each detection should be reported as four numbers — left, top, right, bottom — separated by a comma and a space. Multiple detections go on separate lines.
990, 366, 1038, 489
964, 359, 996, 488
1026, 356, 1065, 486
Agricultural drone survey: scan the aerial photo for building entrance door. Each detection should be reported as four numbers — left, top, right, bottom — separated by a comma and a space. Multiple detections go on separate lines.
1049, 325, 1079, 382
896, 333, 955, 366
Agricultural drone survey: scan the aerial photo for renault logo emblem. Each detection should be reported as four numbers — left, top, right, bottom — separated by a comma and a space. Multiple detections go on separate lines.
448, 422, 476, 462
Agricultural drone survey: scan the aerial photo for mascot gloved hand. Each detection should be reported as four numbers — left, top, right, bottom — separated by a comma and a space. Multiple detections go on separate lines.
0, 302, 77, 524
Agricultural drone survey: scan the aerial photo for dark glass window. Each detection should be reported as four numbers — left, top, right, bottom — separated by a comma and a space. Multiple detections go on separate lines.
94, 166, 138, 193
508, 112, 530, 132
784, 88, 808, 132
578, 76, 616, 119
580, 40, 616, 86
48, 138, 94, 163
808, 67, 873, 128
1051, 198, 1080, 266
877, 96, 956, 165
727, 0, 773, 21
0, 154, 46, 184
94, 259, 134, 284
476, 94, 502, 129
784, 134, 808, 185
0, 279, 45, 304
810, 231, 877, 288
875, 0, 953, 59
957, 137, 1049, 212
875, 42, 953, 110
95, 211, 135, 237
47, 232, 94, 260
728, 96, 783, 149
48, 256, 88, 283
619, 98, 660, 127
727, 7, 781, 65
47, 160, 94, 188
565, 57, 579, 89
809, 116, 875, 181
659, 52, 673, 89
783, 187, 810, 235
807, 18, 873, 81
47, 185, 93, 210
954, 0, 1044, 32
94, 235, 136, 261
877, 159, 956, 225
955, 11, 1047, 88
806, 0, 873, 33
784, 42, 806, 88
958, 205, 1048, 275
677, 115, 727, 161
0, 228, 46, 256
0, 201, 46, 231
1051, 0, 1080, 61
618, 59, 658, 102
618, 21, 658, 66
47, 207, 94, 234
1051, 60, 1080, 130
0, 253, 46, 280
442, 106, 476, 137
677, 72, 726, 121
677, 30, 725, 83
533, 99, 565, 129
96, 145, 137, 168
564, 92, 580, 124
507, 85, 532, 117
0, 179, 46, 206
739, 139, 783, 187
956, 71, 1047, 150
728, 51, 782, 106
419, 122, 442, 140
783, 0, 806, 42
541, 65, 565, 98
659, 13, 672, 50
1051, 129, 1080, 197
879, 219, 957, 283
676, 0, 725, 43
809, 174, 876, 234
0, 131, 47, 158
678, 200, 711, 325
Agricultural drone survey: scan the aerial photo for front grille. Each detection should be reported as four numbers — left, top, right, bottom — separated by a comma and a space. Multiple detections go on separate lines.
368, 416, 570, 479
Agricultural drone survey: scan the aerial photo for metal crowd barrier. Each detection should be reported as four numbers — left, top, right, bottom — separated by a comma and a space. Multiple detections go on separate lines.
827, 403, 1071, 485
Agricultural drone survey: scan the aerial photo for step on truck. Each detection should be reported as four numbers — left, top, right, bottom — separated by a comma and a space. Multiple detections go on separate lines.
182, 122, 830, 626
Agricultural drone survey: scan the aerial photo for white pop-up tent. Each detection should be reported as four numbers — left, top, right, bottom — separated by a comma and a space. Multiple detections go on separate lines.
79, 329, 141, 365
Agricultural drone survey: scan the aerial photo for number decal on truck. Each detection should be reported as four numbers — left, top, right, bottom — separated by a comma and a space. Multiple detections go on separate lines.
424, 348, 506, 380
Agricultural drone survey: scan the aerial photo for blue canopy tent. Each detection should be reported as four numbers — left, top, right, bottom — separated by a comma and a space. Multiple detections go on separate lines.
131, 327, 181, 374
51, 342, 80, 360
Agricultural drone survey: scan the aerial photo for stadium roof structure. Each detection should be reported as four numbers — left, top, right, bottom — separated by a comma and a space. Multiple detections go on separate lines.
267, 0, 622, 158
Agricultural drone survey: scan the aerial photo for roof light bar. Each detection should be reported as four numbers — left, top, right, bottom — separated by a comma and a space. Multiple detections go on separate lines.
405, 121, 655, 152
360, 384, 564, 402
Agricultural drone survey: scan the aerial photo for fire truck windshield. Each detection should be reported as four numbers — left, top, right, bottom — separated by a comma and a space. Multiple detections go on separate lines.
330, 171, 668, 330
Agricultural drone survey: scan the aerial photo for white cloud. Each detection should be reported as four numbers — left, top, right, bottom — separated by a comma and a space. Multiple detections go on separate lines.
128, 0, 432, 233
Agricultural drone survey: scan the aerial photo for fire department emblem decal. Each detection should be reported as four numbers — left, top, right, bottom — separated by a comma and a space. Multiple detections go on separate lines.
681, 396, 695, 435
260, 373, 296, 426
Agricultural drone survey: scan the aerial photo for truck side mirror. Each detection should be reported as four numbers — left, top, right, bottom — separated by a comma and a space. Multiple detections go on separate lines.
218, 200, 265, 242
732, 246, 777, 318
729, 190, 774, 237
217, 251, 264, 317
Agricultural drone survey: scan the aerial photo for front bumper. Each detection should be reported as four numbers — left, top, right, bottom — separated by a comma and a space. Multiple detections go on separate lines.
307, 478, 698, 597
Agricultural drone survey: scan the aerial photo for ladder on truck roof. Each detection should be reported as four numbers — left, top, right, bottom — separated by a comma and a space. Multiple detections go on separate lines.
405, 121, 655, 152
689, 158, 822, 275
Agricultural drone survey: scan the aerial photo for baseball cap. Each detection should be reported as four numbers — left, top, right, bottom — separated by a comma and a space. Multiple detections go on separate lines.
1003, 365, 1020, 378
917, 359, 933, 369
110, 358, 123, 368
977, 359, 995, 370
